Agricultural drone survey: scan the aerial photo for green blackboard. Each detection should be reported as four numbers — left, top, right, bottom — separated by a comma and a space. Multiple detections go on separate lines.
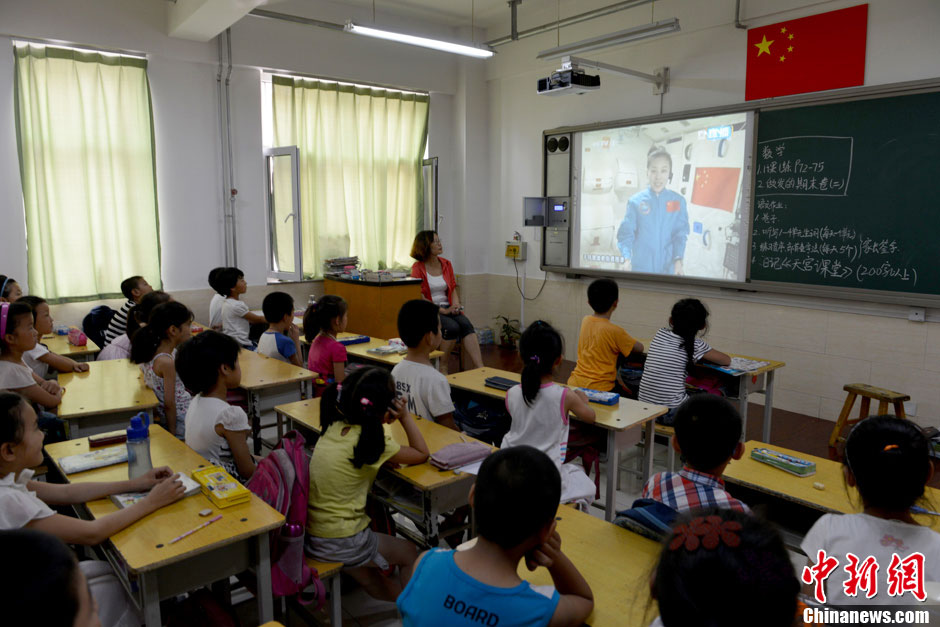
750, 90, 940, 295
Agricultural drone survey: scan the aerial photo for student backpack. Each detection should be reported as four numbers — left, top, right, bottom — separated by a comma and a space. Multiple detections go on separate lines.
245, 430, 324, 607
82, 305, 116, 347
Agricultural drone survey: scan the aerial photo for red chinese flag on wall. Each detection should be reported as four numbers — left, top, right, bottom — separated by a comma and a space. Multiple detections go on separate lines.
745, 4, 868, 101
691, 167, 740, 212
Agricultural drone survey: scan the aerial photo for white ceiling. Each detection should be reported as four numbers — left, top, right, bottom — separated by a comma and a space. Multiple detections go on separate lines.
282, 0, 513, 29
261, 0, 636, 35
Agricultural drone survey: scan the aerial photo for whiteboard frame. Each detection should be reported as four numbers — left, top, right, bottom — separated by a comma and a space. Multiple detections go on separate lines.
540, 76, 940, 308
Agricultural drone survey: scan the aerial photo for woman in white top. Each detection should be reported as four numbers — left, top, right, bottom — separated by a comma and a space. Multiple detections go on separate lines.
502, 321, 597, 505
409, 230, 484, 372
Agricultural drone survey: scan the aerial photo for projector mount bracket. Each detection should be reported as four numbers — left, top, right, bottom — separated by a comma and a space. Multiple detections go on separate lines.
562, 55, 669, 95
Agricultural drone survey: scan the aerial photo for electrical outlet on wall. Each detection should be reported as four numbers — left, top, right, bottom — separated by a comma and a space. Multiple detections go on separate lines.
505, 241, 527, 260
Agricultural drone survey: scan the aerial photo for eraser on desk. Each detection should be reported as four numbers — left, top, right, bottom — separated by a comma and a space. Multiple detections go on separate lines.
199, 509, 213, 517
813, 482, 825, 490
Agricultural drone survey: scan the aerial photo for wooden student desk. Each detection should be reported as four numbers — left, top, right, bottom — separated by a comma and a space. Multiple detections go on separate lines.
275, 398, 489, 547
447, 367, 668, 523
337, 332, 446, 369
58, 359, 158, 438
44, 425, 284, 626
724, 441, 940, 532
238, 350, 315, 454
518, 505, 660, 627
630, 345, 786, 442
42, 332, 101, 361
701, 354, 786, 443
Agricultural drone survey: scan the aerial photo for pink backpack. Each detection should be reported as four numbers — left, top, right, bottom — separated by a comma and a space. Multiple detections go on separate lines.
246, 430, 324, 607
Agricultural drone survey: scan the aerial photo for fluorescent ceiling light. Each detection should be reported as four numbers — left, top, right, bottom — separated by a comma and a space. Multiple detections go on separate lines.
537, 18, 680, 60
345, 21, 494, 58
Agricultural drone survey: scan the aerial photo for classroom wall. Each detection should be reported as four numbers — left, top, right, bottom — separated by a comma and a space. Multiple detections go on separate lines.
3, 0, 940, 426
0, 0, 487, 293
473, 0, 940, 426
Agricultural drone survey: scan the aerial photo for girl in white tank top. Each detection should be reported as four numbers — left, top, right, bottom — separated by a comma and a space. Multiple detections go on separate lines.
502, 321, 598, 505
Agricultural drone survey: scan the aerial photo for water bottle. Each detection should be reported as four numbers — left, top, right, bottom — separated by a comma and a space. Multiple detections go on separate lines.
126, 413, 153, 480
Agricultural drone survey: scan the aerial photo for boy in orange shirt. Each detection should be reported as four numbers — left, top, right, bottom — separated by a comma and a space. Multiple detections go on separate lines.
567, 279, 643, 394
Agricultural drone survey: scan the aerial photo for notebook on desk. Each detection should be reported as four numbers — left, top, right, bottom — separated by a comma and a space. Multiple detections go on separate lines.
703, 357, 770, 375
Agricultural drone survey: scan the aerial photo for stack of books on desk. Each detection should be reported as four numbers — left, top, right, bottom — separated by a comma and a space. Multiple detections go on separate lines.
323, 256, 359, 273
192, 465, 251, 508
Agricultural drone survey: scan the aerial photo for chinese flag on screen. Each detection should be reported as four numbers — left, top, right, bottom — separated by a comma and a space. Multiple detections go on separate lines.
745, 4, 868, 101
691, 167, 740, 212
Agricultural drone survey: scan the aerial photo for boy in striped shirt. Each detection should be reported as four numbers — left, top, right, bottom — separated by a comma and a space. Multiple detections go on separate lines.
642, 394, 750, 513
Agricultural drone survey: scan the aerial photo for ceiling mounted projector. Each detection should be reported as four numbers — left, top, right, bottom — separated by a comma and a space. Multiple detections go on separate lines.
537, 62, 600, 96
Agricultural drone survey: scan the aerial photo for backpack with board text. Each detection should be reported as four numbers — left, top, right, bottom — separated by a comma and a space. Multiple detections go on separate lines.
245, 430, 324, 607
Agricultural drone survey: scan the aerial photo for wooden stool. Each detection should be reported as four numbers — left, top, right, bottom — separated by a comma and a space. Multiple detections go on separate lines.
828, 383, 909, 458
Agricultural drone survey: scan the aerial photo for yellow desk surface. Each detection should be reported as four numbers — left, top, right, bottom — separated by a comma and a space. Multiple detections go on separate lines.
337, 332, 445, 367
58, 359, 158, 419
519, 505, 660, 627
238, 349, 314, 391
42, 333, 101, 358
44, 425, 284, 573
276, 398, 490, 491
447, 367, 667, 432
725, 441, 940, 531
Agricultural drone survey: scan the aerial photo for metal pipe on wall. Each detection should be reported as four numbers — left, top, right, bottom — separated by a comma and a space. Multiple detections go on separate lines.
224, 28, 238, 266
216, 33, 232, 265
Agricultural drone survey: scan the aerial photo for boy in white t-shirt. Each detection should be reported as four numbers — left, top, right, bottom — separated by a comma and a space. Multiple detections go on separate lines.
391, 299, 457, 431
177, 331, 256, 481
216, 267, 266, 349
208, 267, 226, 330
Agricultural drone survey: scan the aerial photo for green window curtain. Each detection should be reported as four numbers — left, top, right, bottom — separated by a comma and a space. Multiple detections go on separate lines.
271, 76, 429, 277
13, 43, 161, 301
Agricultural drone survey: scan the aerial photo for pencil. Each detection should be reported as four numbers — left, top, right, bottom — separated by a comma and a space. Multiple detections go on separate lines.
168, 514, 222, 544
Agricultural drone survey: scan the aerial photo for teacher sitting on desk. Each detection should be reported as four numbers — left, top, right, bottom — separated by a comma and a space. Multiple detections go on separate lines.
410, 230, 484, 373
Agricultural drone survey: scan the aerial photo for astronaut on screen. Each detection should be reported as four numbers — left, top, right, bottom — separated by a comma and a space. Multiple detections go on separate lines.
616, 145, 690, 276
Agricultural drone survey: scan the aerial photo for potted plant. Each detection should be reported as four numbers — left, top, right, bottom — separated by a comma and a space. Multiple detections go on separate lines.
493, 315, 522, 349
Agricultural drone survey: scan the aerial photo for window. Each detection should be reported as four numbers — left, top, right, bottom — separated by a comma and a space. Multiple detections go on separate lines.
13, 42, 161, 300
265, 74, 429, 279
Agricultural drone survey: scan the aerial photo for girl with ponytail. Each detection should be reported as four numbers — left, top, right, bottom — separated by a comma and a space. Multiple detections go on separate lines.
638, 298, 730, 425
131, 302, 193, 438
502, 321, 597, 505
801, 415, 940, 606
306, 367, 429, 602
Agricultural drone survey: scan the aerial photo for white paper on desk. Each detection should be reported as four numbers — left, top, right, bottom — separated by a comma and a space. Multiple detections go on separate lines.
455, 460, 484, 475
729, 357, 770, 372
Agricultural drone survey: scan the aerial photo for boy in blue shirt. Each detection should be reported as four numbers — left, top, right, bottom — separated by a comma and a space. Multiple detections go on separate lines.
257, 291, 302, 366
397, 446, 594, 627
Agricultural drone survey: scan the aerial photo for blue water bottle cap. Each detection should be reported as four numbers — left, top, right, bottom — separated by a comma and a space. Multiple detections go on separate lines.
127, 413, 150, 440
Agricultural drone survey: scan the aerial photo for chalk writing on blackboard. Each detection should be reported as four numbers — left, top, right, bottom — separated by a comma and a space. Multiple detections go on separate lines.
752, 198, 917, 287
755, 136, 853, 197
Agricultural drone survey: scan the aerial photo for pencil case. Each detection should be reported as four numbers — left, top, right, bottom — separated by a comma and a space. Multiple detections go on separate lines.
484, 376, 518, 391
577, 388, 620, 405
430, 441, 491, 470
68, 328, 87, 346
751, 447, 816, 477
338, 335, 370, 346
